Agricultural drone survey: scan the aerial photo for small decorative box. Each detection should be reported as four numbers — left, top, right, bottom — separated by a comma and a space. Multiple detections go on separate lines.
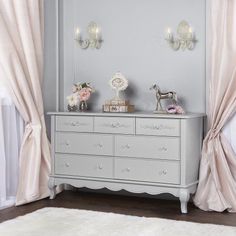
104, 100, 130, 106
103, 99, 134, 113
103, 104, 135, 113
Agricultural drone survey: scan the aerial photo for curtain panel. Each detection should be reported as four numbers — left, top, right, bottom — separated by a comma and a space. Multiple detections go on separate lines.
194, 0, 236, 212
0, 0, 51, 205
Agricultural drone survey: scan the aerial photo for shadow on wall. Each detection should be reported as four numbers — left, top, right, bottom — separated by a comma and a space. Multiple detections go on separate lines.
123, 79, 139, 105
88, 90, 100, 111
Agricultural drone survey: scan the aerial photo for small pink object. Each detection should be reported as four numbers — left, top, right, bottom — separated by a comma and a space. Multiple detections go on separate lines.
166, 105, 177, 114
166, 104, 185, 114
175, 105, 185, 114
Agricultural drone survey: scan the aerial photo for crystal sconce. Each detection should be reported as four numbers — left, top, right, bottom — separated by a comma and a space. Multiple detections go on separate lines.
165, 21, 196, 51
75, 22, 102, 49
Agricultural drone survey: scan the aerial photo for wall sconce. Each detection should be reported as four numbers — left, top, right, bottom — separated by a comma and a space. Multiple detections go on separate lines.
165, 21, 196, 51
75, 22, 102, 49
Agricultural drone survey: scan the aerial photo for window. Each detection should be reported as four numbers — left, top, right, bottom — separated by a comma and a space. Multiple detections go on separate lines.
0, 80, 22, 209
0, 82, 12, 106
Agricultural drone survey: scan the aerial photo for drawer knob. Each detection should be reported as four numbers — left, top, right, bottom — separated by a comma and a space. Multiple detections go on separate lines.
65, 163, 70, 167
96, 143, 103, 148
126, 167, 131, 172
98, 165, 103, 170
65, 141, 70, 146
159, 170, 167, 175
159, 147, 167, 152
111, 122, 120, 128
122, 144, 130, 149
71, 122, 77, 126
153, 125, 160, 130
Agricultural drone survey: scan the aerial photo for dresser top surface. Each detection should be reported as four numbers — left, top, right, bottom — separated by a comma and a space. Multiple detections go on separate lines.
47, 111, 205, 119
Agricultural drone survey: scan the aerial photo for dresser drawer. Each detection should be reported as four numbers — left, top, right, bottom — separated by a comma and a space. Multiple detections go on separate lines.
115, 136, 180, 160
136, 118, 180, 136
114, 158, 180, 184
94, 117, 135, 134
56, 116, 93, 132
55, 154, 113, 178
55, 132, 113, 156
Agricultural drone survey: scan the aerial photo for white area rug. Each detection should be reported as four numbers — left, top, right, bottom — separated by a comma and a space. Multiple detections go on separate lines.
0, 207, 235, 236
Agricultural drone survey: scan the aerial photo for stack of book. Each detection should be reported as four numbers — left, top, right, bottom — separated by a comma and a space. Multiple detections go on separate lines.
102, 100, 134, 113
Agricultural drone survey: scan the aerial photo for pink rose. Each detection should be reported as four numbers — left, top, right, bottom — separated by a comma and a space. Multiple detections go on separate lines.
78, 88, 91, 101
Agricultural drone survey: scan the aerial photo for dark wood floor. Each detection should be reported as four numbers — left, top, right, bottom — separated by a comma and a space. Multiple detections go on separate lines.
0, 190, 236, 226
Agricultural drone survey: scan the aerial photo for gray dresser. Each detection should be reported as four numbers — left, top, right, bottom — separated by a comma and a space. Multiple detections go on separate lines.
48, 112, 204, 213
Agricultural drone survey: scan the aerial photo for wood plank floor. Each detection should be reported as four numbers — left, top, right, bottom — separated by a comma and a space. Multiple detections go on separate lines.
0, 190, 236, 226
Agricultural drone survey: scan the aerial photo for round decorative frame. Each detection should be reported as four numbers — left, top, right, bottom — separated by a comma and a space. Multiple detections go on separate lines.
109, 72, 128, 91
109, 72, 128, 100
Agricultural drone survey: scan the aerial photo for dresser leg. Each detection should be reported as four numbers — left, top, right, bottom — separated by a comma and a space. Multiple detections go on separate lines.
48, 177, 57, 200
179, 189, 190, 214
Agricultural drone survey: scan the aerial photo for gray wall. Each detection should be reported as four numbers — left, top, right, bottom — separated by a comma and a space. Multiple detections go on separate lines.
43, 0, 58, 134
60, 0, 206, 113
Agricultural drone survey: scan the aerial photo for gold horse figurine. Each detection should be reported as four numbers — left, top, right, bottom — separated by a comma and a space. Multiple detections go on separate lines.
150, 84, 177, 113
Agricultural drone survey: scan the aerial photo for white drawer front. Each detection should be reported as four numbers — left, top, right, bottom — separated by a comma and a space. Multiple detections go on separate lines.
55, 154, 113, 178
94, 117, 135, 134
115, 158, 180, 184
55, 132, 113, 156
56, 116, 93, 132
136, 118, 180, 136
115, 136, 180, 160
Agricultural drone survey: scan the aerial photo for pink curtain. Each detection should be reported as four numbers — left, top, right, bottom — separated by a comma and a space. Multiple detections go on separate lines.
0, 0, 51, 205
194, 0, 236, 212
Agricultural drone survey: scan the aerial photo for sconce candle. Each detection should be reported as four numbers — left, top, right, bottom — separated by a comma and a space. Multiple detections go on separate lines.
75, 28, 80, 40
188, 28, 194, 40
96, 28, 99, 36
166, 28, 173, 40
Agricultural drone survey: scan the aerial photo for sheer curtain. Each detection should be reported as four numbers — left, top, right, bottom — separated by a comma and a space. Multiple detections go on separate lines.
0, 87, 24, 210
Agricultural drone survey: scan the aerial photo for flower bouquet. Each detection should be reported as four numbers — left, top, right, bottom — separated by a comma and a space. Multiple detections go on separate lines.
66, 82, 94, 112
